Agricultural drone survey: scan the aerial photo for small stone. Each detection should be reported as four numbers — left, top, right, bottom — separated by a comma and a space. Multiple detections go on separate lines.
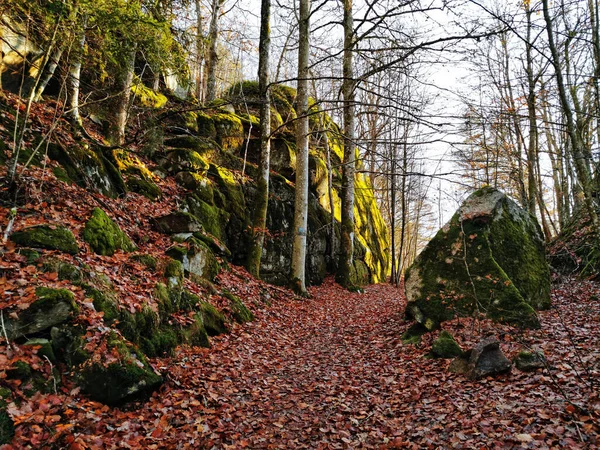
468, 336, 512, 380
514, 350, 547, 371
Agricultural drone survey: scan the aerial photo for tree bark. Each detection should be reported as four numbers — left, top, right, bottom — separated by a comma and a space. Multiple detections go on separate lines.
67, 14, 87, 125
246, 0, 271, 278
290, 0, 310, 295
108, 48, 135, 146
205, 0, 223, 103
336, 0, 356, 288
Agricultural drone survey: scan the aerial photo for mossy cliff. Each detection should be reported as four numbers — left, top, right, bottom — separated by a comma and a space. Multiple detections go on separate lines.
405, 187, 550, 329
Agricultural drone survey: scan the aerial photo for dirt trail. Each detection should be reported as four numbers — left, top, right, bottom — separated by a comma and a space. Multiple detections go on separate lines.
70, 278, 599, 449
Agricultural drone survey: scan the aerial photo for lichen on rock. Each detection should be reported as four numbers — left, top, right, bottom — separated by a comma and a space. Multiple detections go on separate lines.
405, 187, 550, 329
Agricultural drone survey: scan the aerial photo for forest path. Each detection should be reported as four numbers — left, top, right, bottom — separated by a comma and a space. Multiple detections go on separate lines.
83, 277, 598, 449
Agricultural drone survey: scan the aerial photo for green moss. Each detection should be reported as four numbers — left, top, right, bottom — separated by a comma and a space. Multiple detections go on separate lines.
52, 166, 72, 183
185, 314, 210, 348
17, 248, 40, 263
8, 360, 32, 380
130, 253, 158, 270
11, 224, 79, 254
197, 112, 217, 139
164, 259, 184, 290
431, 331, 463, 358
163, 149, 209, 174
83, 208, 136, 256
24, 338, 56, 362
78, 336, 162, 405
85, 285, 119, 323
180, 290, 201, 311
140, 327, 178, 357
199, 301, 229, 336
186, 198, 226, 239
222, 291, 254, 323
401, 323, 427, 345
0, 409, 14, 445
131, 81, 167, 108
33, 286, 78, 313
41, 257, 82, 282
212, 111, 244, 151
127, 177, 162, 201
113, 149, 156, 181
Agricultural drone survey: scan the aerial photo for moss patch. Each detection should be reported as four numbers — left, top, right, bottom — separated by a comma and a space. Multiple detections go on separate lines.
431, 331, 463, 358
130, 253, 158, 270
78, 334, 162, 405
223, 290, 254, 323
127, 177, 162, 201
199, 301, 229, 336
11, 224, 79, 254
83, 208, 136, 256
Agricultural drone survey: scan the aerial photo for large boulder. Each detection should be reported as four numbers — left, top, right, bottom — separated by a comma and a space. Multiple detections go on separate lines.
405, 187, 550, 329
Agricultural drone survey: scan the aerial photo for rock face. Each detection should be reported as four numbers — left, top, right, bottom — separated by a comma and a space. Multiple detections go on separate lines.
405, 187, 550, 329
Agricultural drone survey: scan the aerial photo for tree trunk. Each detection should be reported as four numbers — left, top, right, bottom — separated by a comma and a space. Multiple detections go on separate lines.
67, 14, 87, 125
290, 0, 310, 295
246, 0, 271, 278
205, 0, 223, 103
195, 0, 205, 103
542, 0, 600, 234
336, 0, 356, 288
108, 48, 136, 146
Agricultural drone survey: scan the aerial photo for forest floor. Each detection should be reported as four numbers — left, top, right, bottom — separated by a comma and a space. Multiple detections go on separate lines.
11, 273, 597, 449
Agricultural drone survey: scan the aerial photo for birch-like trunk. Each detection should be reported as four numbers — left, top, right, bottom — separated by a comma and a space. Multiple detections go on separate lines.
336, 0, 356, 288
290, 0, 310, 295
246, 0, 271, 278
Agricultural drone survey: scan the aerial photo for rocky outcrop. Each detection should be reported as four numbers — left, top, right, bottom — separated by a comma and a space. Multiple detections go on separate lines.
405, 187, 550, 329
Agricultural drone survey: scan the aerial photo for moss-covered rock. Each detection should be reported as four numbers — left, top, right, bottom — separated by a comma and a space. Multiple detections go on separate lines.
405, 187, 549, 329
78, 334, 162, 405
185, 314, 210, 347
161, 149, 209, 174
126, 176, 162, 201
514, 350, 547, 371
5, 287, 79, 339
131, 81, 167, 108
85, 284, 120, 323
223, 290, 254, 323
83, 208, 136, 256
212, 111, 245, 152
151, 211, 203, 234
46, 142, 126, 198
41, 257, 82, 282
199, 301, 229, 336
184, 196, 228, 240
24, 338, 56, 362
431, 331, 463, 358
11, 224, 79, 255
130, 253, 158, 270
166, 239, 220, 281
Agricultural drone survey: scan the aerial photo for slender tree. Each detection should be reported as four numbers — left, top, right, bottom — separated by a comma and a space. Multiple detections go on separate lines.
290, 0, 311, 295
246, 0, 272, 277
